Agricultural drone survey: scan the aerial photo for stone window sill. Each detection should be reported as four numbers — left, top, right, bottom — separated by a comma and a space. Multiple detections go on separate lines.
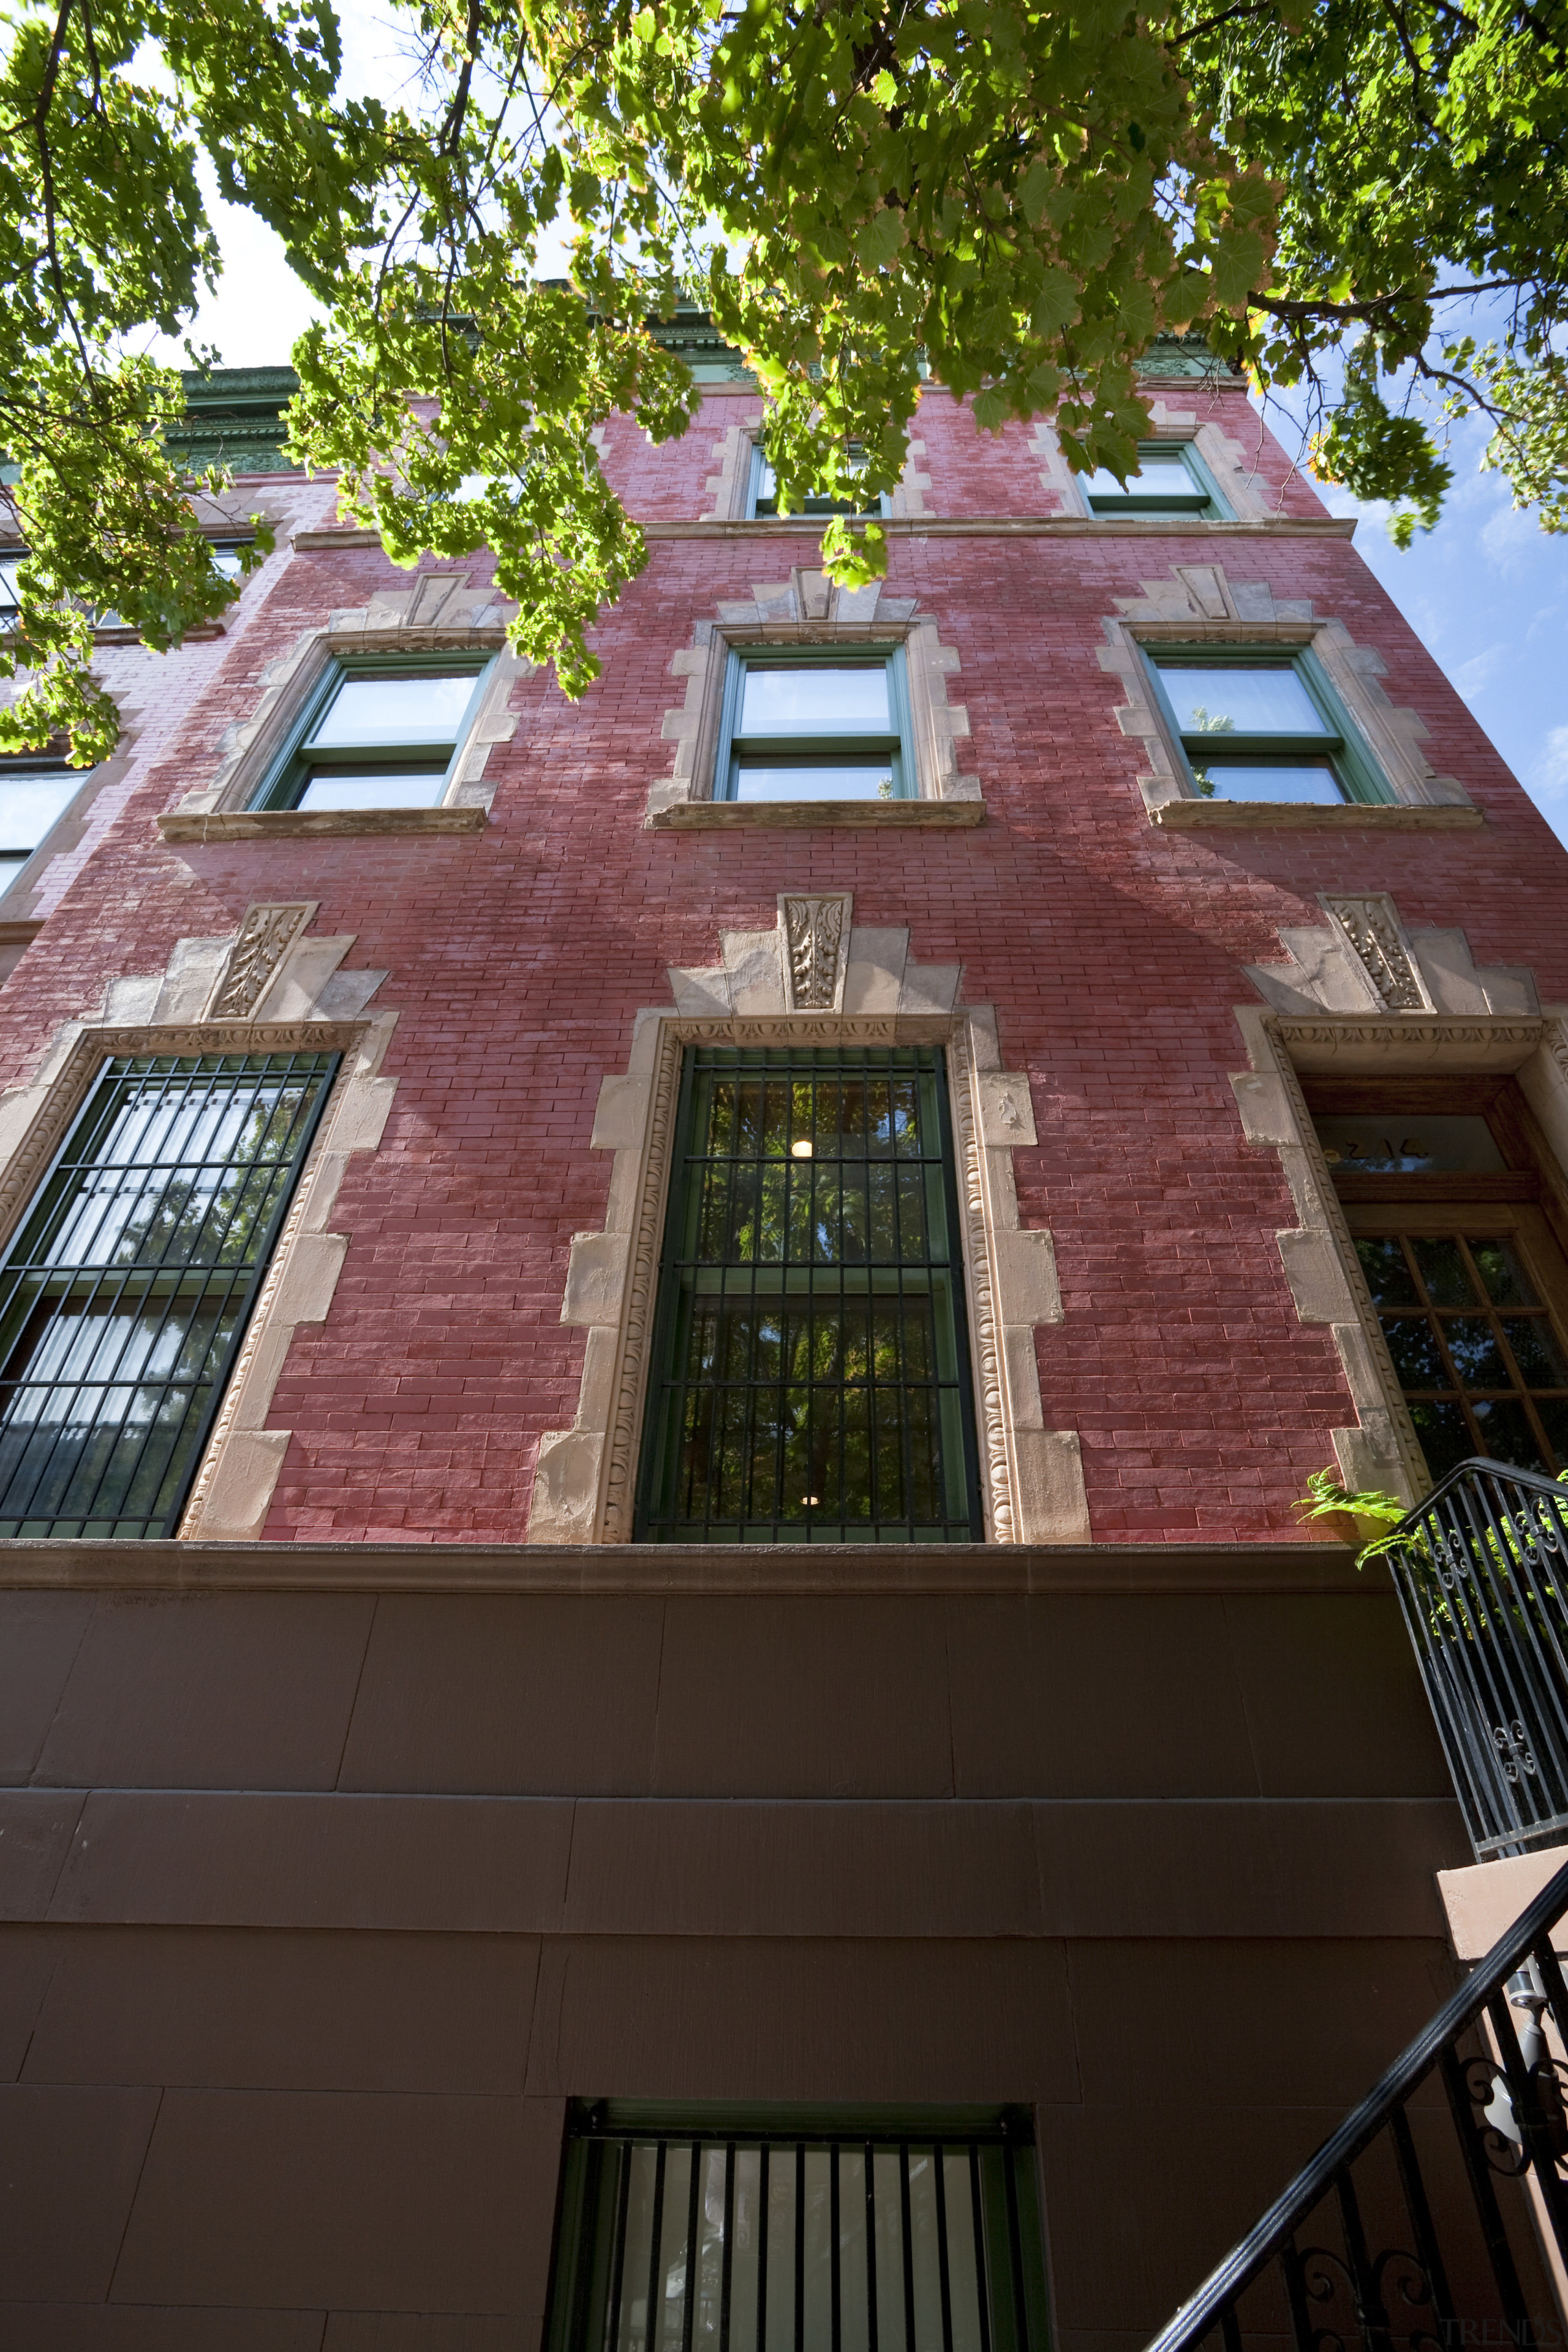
647, 799, 987, 831
157, 807, 488, 843
1152, 799, 1483, 831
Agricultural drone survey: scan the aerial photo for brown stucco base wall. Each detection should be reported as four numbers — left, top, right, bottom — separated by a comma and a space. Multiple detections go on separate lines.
0, 1544, 1496, 2348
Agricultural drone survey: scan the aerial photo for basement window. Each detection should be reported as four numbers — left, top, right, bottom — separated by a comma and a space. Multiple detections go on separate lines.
545, 2103, 1051, 2352
251, 654, 492, 812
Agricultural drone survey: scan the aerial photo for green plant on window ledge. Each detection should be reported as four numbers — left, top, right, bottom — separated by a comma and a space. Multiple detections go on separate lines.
1295, 1468, 1411, 1562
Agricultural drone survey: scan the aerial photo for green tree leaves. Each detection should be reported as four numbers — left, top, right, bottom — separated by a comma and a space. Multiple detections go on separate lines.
4, 0, 1567, 762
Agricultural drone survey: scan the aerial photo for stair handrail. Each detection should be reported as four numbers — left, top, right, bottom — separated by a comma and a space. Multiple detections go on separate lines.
1142, 1846, 1568, 2352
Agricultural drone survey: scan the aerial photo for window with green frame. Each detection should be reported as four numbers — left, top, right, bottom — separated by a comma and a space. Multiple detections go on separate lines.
0, 758, 85, 887
715, 647, 914, 802
748, 442, 889, 519
635, 1045, 982, 1542
251, 654, 492, 812
1145, 646, 1393, 805
545, 2103, 1052, 2352
1080, 440, 1226, 518
0, 1050, 337, 1537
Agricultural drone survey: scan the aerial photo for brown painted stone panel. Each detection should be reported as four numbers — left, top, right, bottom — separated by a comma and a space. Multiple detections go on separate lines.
0, 1927, 58, 2079
20, 1928, 540, 2094
323, 2322, 529, 2351
46, 1795, 573, 1931
2, 2309, 326, 2349
0, 1793, 85, 1923
524, 1936, 1081, 2103
563, 1800, 1042, 1936
336, 1597, 664, 1795
1032, 1798, 1466, 1937
32, 1596, 375, 1792
1222, 1595, 1453, 1796
109, 2089, 549, 2313
652, 1599, 954, 1797
944, 1596, 1257, 1797
0, 2083, 160, 2299
0, 1597, 92, 1782
1061, 1936, 1459, 2107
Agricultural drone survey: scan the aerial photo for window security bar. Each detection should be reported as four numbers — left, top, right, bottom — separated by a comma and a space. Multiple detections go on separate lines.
1143, 1850, 1568, 2352
548, 2109, 1047, 2352
0, 1050, 337, 1537
635, 1046, 983, 1542
1380, 1455, 1568, 1859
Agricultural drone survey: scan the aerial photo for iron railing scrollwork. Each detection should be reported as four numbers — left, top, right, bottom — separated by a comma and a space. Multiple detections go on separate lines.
1381, 1458, 1568, 1860
1145, 1852, 1568, 2352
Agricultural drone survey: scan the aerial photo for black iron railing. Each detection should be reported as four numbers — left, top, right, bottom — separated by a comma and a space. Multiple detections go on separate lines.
1145, 1850, 1568, 2352
1381, 1458, 1568, 1860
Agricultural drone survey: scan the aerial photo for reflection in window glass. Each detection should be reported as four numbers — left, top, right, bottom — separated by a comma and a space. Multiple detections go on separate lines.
1315, 1116, 1506, 1175
735, 763, 895, 801
0, 767, 83, 883
0, 557, 21, 617
1189, 761, 1345, 803
312, 672, 478, 746
739, 665, 890, 733
1084, 454, 1202, 499
1155, 664, 1327, 735
1355, 1230, 1568, 1479
295, 771, 449, 812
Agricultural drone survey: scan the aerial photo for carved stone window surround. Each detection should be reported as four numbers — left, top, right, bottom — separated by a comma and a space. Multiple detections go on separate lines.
1247, 892, 1539, 1020
650, 581, 982, 826
160, 575, 526, 827
703, 420, 931, 521
1230, 1005, 1568, 1501
527, 910, 1088, 1548
0, 911, 400, 1540
1099, 575, 1476, 821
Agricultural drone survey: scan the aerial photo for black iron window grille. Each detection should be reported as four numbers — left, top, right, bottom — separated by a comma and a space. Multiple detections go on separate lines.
0, 1050, 337, 1538
546, 2105, 1050, 2352
1381, 1455, 1568, 1860
635, 1046, 983, 1542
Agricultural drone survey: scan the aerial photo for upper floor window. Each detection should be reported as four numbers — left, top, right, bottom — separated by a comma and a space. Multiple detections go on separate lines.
1146, 649, 1390, 804
251, 655, 492, 812
717, 648, 913, 802
209, 540, 254, 583
0, 1049, 338, 1537
1081, 441, 1226, 518
635, 1044, 982, 1542
0, 554, 20, 622
748, 443, 889, 519
546, 2103, 1049, 2352
0, 759, 85, 887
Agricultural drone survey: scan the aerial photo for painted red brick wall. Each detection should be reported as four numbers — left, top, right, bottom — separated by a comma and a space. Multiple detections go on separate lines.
2, 380, 1561, 1544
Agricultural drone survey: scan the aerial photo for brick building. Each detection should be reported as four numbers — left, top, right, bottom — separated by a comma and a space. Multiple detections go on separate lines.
2, 332, 1567, 2345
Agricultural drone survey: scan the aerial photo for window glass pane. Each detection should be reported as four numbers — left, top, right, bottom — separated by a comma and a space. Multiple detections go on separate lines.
0, 557, 21, 614
1085, 454, 1201, 498
740, 663, 889, 733
639, 1049, 978, 1540
1189, 761, 1345, 803
1316, 1115, 1506, 1175
0, 1052, 336, 1539
0, 768, 81, 855
296, 769, 449, 811
1158, 663, 1328, 734
312, 671, 477, 747
734, 763, 895, 801
753, 454, 873, 516
209, 546, 250, 582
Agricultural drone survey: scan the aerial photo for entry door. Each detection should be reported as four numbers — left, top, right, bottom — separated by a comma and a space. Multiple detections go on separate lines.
1345, 1202, 1568, 1482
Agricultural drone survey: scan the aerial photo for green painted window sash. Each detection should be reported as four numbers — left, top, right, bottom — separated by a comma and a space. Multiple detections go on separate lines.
715, 643, 915, 801
251, 652, 494, 812
1144, 643, 1394, 805
747, 440, 890, 519
1086, 439, 1228, 519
